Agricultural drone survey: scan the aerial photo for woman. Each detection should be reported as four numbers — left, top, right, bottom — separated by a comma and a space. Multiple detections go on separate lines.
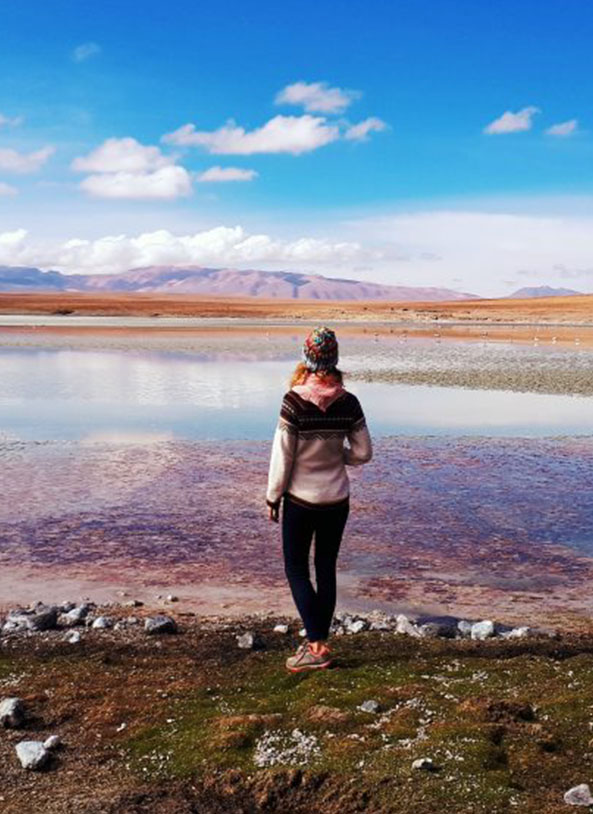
266, 326, 372, 672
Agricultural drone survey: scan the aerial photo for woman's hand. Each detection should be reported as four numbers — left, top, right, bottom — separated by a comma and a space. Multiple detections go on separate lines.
268, 503, 279, 523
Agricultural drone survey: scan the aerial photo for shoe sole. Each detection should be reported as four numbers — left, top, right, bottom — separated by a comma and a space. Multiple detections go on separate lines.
286, 659, 333, 673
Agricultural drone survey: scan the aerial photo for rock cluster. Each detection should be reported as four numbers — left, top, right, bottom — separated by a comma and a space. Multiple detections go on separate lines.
330, 611, 533, 641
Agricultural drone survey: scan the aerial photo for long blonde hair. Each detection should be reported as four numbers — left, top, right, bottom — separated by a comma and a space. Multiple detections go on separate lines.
290, 362, 344, 388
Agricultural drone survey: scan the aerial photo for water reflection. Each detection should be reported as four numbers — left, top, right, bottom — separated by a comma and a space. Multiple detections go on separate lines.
1, 347, 592, 440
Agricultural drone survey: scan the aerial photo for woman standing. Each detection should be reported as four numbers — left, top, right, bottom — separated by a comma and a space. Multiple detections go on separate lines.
266, 327, 372, 672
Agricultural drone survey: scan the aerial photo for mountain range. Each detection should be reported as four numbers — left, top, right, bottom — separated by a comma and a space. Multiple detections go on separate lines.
0, 265, 479, 301
0, 266, 585, 301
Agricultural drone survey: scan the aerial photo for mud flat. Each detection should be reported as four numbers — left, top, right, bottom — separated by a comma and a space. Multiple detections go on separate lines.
2, 437, 593, 631
1, 290, 593, 329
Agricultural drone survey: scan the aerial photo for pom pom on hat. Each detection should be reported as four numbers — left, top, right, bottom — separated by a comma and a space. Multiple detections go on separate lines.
302, 326, 339, 371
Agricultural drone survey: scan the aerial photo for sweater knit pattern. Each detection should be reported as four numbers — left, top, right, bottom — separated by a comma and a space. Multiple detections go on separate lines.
266, 389, 372, 507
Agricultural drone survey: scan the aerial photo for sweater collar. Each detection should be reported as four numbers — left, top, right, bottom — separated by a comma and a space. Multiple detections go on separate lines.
292, 376, 345, 413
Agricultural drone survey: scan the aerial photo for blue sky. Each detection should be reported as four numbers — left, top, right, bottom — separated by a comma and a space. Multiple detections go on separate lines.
0, 0, 592, 294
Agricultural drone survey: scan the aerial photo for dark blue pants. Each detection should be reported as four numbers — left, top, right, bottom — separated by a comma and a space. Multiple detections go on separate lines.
282, 496, 350, 642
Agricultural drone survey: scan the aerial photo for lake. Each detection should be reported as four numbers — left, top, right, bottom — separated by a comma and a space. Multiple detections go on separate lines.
1, 345, 593, 440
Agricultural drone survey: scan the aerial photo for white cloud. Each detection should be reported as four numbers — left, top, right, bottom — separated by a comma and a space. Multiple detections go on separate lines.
196, 166, 258, 182
79, 166, 193, 200
72, 137, 174, 173
0, 182, 17, 196
349, 208, 593, 295
545, 119, 578, 137
0, 226, 370, 275
0, 145, 55, 173
72, 138, 191, 200
275, 81, 360, 114
163, 115, 340, 155
484, 106, 540, 134
0, 113, 23, 128
72, 42, 101, 63
345, 117, 388, 141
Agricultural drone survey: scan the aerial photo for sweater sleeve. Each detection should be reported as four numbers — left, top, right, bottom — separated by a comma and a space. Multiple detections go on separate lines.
344, 398, 372, 466
266, 394, 299, 506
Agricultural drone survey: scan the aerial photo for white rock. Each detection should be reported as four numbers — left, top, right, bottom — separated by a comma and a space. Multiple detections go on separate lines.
65, 631, 81, 644
457, 620, 473, 637
395, 614, 422, 638
298, 628, 307, 638
15, 740, 49, 770
412, 757, 436, 771
470, 620, 495, 640
273, 624, 289, 634
92, 616, 113, 629
61, 604, 90, 627
501, 626, 530, 639
43, 735, 61, 750
359, 699, 380, 714
564, 783, 593, 806
0, 697, 25, 728
166, 594, 179, 602
347, 619, 367, 634
237, 632, 255, 649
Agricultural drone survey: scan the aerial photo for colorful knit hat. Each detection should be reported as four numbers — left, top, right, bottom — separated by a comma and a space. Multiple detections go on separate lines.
302, 326, 339, 372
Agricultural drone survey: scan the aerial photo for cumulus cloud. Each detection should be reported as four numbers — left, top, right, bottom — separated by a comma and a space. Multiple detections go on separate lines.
545, 119, 578, 137
72, 42, 101, 62
196, 166, 258, 182
0, 113, 23, 128
0, 182, 17, 196
275, 81, 360, 114
0, 226, 370, 276
163, 115, 340, 155
484, 106, 540, 134
345, 117, 388, 141
71, 137, 174, 173
79, 166, 193, 200
72, 137, 191, 199
0, 145, 55, 173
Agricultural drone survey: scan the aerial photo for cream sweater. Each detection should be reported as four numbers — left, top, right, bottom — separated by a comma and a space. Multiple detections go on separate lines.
266, 382, 372, 508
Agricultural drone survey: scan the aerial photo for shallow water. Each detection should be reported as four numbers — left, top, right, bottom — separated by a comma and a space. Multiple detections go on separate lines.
2, 346, 593, 440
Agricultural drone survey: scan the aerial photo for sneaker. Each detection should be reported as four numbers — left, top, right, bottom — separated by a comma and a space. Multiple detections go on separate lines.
285, 642, 332, 673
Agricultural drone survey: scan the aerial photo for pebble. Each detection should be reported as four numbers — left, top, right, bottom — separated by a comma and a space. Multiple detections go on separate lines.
166, 594, 179, 602
359, 699, 381, 714
412, 757, 437, 771
237, 632, 255, 649
500, 626, 530, 639
15, 741, 50, 770
65, 631, 82, 644
43, 735, 61, 750
0, 697, 25, 728
124, 599, 143, 608
564, 783, 593, 806
346, 619, 368, 634
470, 620, 495, 640
273, 624, 289, 634
144, 615, 178, 635
91, 616, 113, 629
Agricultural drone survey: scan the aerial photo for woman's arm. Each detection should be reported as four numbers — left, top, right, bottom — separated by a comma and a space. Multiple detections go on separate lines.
266, 394, 299, 510
344, 401, 372, 466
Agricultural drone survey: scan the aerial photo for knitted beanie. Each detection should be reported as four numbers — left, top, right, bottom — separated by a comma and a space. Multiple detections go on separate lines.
302, 326, 339, 372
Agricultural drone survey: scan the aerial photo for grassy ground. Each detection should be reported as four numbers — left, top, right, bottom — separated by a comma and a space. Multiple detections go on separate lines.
2, 615, 593, 813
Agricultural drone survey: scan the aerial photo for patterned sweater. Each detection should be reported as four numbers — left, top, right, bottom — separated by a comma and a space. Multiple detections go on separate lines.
266, 387, 373, 508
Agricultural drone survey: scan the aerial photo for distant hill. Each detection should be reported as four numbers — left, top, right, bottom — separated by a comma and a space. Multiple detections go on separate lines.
509, 285, 583, 299
0, 265, 479, 302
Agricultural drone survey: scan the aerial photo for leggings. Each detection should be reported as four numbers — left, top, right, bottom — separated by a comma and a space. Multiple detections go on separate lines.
282, 495, 350, 642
